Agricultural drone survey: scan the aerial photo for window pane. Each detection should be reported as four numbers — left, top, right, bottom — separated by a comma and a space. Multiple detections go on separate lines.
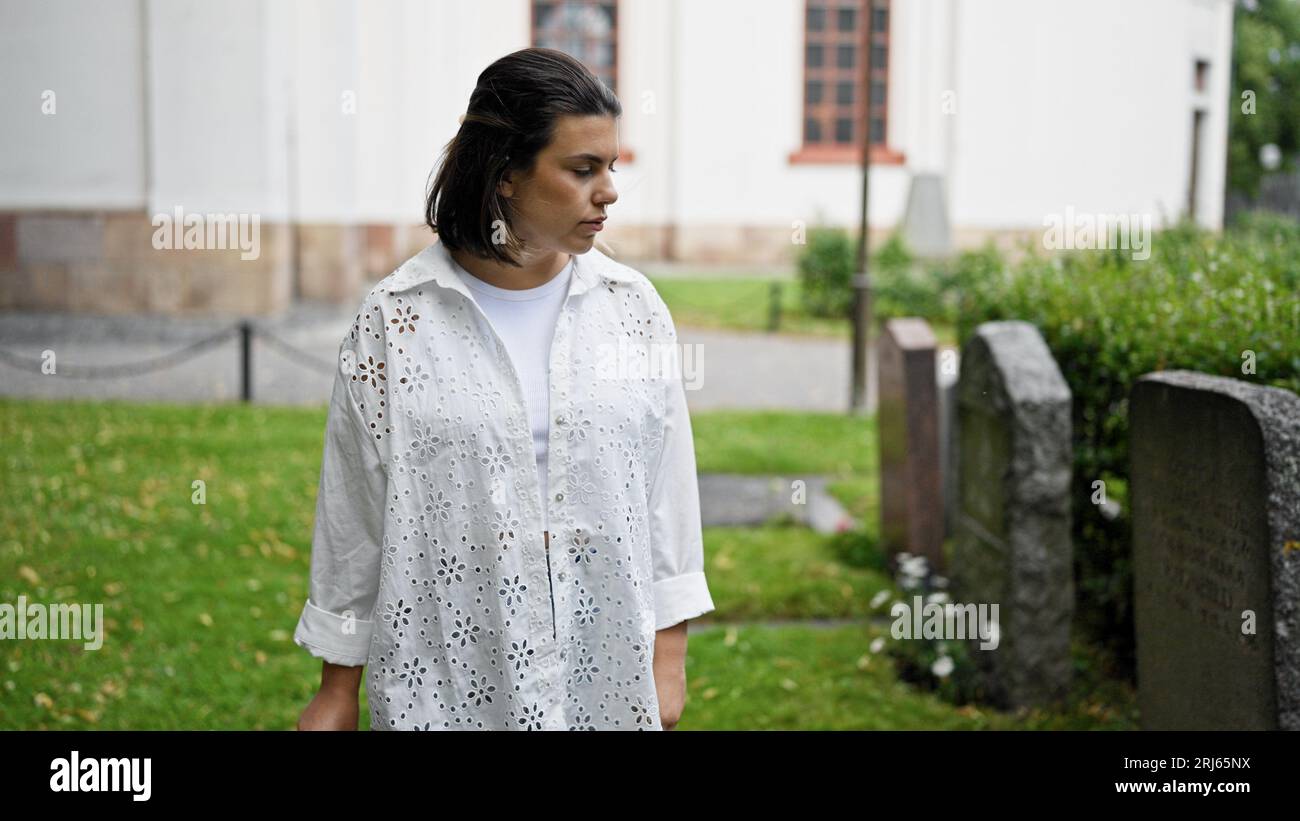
871, 44, 887, 69
872, 7, 888, 33
870, 80, 886, 107
805, 117, 823, 143
836, 81, 854, 106
807, 5, 826, 31
535, 2, 554, 28
837, 44, 855, 68
870, 116, 884, 143
585, 2, 613, 35
835, 117, 853, 143
837, 7, 856, 32
806, 44, 824, 67
532, 0, 618, 93
806, 80, 824, 104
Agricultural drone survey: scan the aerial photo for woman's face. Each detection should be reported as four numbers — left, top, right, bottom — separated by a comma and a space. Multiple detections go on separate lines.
499, 114, 619, 257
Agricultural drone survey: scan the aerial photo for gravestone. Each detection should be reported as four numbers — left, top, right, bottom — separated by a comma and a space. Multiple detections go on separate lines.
901, 172, 953, 259
878, 318, 944, 571
1130, 370, 1300, 730
952, 321, 1073, 708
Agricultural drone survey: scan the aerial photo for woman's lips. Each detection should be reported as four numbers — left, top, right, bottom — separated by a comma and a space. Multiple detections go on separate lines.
580, 220, 604, 232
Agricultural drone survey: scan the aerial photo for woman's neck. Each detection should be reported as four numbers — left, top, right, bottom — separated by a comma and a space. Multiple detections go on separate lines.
450, 247, 571, 291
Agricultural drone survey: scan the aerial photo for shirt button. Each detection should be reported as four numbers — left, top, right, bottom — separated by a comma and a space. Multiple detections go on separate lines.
554, 415, 564, 426
558, 571, 567, 581
554, 492, 564, 502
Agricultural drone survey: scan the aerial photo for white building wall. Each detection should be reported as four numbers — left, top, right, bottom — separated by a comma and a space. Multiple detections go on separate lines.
945, 0, 1234, 232
348, 0, 527, 223
894, 0, 956, 177
0, 0, 147, 209
147, 0, 290, 216
1192, 0, 1235, 229
657, 0, 910, 229
0, 0, 1238, 236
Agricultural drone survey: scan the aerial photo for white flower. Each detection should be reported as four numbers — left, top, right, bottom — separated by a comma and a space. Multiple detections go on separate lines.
899, 555, 929, 579
925, 592, 950, 606
869, 637, 885, 654
869, 589, 891, 610
931, 575, 949, 589
931, 656, 955, 678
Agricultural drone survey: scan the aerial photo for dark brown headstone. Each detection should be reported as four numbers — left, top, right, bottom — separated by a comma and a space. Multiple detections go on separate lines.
878, 317, 944, 571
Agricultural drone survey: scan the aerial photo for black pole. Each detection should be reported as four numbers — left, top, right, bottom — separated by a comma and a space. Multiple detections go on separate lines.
240, 321, 252, 402
768, 281, 783, 332
851, 9, 874, 414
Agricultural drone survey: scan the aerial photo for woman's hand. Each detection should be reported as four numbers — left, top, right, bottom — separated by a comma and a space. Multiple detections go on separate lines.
652, 621, 690, 730
653, 662, 687, 730
298, 686, 360, 730
298, 661, 365, 730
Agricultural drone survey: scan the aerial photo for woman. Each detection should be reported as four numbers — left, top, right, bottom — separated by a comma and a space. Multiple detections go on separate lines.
294, 48, 715, 730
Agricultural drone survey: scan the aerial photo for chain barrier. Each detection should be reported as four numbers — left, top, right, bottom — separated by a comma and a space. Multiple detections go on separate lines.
0, 324, 242, 379
252, 325, 338, 376
0, 320, 340, 395
0, 281, 789, 386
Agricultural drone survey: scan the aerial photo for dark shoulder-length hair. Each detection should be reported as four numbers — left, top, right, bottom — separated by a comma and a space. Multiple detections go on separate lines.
425, 47, 622, 267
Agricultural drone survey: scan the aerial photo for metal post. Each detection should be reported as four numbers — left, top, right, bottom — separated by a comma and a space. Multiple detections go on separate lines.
768, 281, 783, 332
851, 6, 875, 414
240, 321, 252, 402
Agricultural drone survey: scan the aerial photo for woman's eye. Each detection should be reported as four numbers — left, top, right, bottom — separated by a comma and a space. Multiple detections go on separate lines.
575, 165, 617, 178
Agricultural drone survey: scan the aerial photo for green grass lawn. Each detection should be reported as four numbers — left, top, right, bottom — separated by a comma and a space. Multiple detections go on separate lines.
683, 624, 1137, 730
0, 397, 1130, 729
649, 276, 958, 347
692, 410, 874, 475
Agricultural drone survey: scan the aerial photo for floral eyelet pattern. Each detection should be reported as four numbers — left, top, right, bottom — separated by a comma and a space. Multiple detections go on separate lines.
293, 242, 716, 730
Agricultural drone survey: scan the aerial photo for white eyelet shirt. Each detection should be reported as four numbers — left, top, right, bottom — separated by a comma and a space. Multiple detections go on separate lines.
292, 238, 716, 730
451, 252, 574, 537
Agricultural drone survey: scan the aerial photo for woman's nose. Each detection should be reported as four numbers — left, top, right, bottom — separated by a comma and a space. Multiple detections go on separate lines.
597, 180, 617, 207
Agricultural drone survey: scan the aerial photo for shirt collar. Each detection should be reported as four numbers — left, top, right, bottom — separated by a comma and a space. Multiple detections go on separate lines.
383, 239, 639, 300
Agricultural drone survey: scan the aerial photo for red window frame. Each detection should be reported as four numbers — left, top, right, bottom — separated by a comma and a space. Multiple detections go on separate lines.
790, 0, 904, 165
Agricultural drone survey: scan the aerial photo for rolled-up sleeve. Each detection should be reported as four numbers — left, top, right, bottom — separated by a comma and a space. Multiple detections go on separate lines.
646, 302, 716, 631
292, 335, 388, 667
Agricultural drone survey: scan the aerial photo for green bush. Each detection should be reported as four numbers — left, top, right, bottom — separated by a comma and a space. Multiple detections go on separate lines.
825, 526, 887, 571
796, 228, 1003, 325
870, 233, 939, 321
959, 213, 1300, 676
796, 226, 857, 319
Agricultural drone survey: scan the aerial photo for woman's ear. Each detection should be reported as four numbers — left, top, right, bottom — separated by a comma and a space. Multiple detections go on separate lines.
497, 156, 520, 199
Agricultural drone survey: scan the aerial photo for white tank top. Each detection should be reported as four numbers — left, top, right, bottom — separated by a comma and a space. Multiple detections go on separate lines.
453, 255, 574, 535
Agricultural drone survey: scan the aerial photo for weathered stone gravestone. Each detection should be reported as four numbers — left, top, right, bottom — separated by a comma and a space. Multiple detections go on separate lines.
878, 318, 944, 571
952, 321, 1073, 708
1130, 371, 1300, 730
